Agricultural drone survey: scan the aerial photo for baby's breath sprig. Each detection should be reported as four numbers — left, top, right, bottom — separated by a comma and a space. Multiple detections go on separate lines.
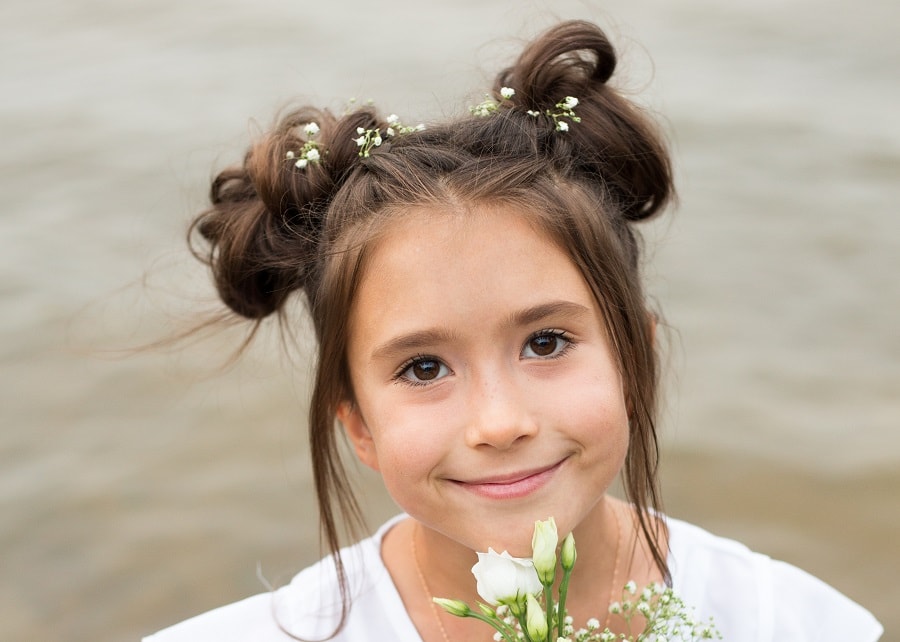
354, 114, 425, 158
544, 96, 581, 132
353, 126, 383, 158
470, 86, 516, 116
474, 89, 581, 132
285, 121, 323, 169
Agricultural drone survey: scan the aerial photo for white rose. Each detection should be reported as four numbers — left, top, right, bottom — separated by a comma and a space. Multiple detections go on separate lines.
471, 548, 542, 606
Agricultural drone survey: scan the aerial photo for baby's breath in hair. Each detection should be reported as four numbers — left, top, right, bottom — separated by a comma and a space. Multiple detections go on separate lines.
547, 96, 581, 131
285, 121, 324, 169
355, 114, 425, 158
473, 88, 581, 132
470, 86, 516, 116
526, 96, 581, 131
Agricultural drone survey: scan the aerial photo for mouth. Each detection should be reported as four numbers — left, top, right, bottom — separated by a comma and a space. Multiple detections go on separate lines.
451, 458, 567, 500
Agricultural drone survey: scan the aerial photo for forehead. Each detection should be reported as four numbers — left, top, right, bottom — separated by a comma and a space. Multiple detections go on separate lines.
346, 203, 595, 340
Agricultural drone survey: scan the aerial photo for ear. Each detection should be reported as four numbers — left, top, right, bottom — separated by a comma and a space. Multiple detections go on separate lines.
337, 401, 381, 472
647, 311, 658, 346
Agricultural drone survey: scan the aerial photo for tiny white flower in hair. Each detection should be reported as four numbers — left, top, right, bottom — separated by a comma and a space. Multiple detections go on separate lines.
470, 94, 499, 117
352, 111, 423, 158
563, 96, 578, 109
556, 120, 569, 132
526, 109, 541, 117
500, 86, 515, 99
286, 121, 323, 169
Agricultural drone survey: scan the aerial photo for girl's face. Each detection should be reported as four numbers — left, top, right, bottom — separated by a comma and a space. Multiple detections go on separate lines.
339, 204, 629, 556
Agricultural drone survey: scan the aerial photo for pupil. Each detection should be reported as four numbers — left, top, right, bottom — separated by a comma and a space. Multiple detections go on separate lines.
413, 361, 439, 380
531, 335, 557, 356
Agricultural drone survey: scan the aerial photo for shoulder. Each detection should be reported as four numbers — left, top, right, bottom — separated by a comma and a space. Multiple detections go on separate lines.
144, 515, 416, 642
666, 516, 883, 641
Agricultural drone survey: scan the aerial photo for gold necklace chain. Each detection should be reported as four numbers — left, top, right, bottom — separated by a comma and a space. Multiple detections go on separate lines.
411, 503, 624, 641
411, 523, 452, 642
602, 502, 624, 631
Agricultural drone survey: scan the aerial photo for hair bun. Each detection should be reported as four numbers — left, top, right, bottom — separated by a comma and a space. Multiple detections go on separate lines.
496, 20, 672, 222
497, 20, 617, 110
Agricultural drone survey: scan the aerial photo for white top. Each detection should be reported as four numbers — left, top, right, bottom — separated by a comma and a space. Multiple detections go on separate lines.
144, 514, 883, 641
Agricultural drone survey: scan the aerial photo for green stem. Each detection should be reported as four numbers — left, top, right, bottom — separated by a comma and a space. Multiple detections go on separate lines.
543, 584, 554, 642
557, 567, 572, 640
464, 612, 518, 642
516, 610, 537, 642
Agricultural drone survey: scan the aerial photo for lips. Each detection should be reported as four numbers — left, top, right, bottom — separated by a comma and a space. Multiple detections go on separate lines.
451, 458, 566, 500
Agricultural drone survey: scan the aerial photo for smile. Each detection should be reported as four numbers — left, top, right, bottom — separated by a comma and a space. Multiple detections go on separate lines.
452, 458, 567, 500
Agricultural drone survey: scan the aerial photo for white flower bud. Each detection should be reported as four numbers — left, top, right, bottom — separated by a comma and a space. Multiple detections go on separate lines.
432, 597, 470, 617
560, 532, 576, 571
303, 122, 320, 136
531, 518, 558, 586
524, 594, 548, 641
500, 86, 515, 99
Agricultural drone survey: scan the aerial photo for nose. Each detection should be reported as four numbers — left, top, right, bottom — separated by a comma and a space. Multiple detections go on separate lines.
464, 370, 538, 450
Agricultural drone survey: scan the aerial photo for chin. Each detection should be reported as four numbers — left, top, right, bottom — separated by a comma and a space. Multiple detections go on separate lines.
471, 511, 572, 557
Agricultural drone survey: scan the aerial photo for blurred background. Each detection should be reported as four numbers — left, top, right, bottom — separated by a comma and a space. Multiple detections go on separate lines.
1, 0, 897, 639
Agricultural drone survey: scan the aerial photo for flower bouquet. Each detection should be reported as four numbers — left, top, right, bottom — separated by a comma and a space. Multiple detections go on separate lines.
433, 518, 719, 642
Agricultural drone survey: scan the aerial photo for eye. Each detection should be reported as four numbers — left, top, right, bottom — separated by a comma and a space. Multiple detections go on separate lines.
521, 330, 572, 359
394, 356, 451, 386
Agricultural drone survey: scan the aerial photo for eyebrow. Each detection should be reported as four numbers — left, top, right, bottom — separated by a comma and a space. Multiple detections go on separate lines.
369, 300, 590, 362
370, 328, 459, 363
507, 300, 591, 328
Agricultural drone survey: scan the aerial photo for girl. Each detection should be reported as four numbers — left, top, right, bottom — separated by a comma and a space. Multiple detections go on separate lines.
146, 20, 882, 642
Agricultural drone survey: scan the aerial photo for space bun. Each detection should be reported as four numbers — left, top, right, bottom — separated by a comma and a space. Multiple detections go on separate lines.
190, 106, 386, 319
496, 20, 672, 220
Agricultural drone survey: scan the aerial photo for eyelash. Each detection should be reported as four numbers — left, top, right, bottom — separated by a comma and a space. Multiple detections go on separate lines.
391, 329, 575, 387
392, 354, 447, 388
522, 328, 576, 360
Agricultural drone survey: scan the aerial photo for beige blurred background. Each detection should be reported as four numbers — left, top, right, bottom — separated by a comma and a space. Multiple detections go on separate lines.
1, 1, 897, 640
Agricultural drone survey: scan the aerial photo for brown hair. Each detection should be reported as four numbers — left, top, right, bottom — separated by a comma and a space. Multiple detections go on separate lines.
191, 19, 673, 635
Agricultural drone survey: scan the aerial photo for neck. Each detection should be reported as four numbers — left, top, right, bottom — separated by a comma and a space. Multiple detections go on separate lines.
383, 498, 666, 641
407, 495, 629, 606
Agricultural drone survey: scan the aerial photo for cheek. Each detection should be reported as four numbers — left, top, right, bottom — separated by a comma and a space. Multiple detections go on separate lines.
365, 403, 457, 481
558, 375, 630, 453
